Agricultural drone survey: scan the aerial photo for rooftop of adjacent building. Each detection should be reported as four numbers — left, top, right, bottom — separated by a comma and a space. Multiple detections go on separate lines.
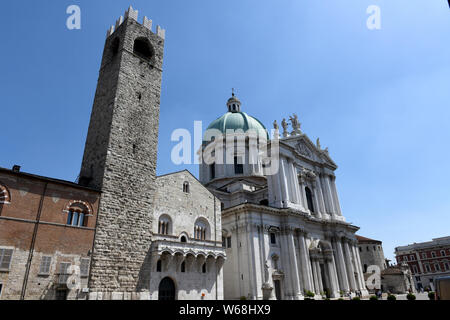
0, 165, 100, 193
395, 236, 450, 252
356, 234, 382, 244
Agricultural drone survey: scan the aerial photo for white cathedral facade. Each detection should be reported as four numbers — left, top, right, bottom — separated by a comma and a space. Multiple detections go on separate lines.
199, 93, 368, 299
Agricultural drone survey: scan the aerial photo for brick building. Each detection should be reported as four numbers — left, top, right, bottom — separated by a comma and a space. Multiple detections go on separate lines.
0, 166, 100, 300
395, 237, 450, 291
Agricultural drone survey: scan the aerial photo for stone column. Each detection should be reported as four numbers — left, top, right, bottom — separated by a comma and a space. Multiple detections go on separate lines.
315, 260, 324, 294
323, 174, 337, 216
312, 184, 322, 219
269, 167, 283, 208
310, 258, 320, 294
297, 232, 314, 292
280, 229, 295, 299
287, 160, 301, 205
351, 243, 365, 290
250, 224, 264, 299
330, 176, 342, 216
327, 253, 340, 298
278, 157, 290, 207
315, 174, 327, 215
343, 240, 357, 291
354, 244, 369, 295
286, 228, 302, 299
333, 238, 349, 292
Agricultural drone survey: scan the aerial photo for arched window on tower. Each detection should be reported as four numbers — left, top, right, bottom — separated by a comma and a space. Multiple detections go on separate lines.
305, 187, 315, 213
133, 37, 154, 61
158, 215, 172, 235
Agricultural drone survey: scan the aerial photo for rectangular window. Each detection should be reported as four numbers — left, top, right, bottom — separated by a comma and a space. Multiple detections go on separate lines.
210, 164, 215, 180
80, 258, 90, 277
222, 237, 226, 248
270, 233, 276, 245
412, 265, 418, 273
445, 263, 449, 271
422, 253, 427, 259
435, 263, 440, 272
227, 236, 232, 249
359, 247, 362, 252
0, 249, 13, 271
410, 255, 415, 261
39, 256, 52, 275
404, 256, 408, 261
58, 262, 71, 285
234, 157, 243, 174
425, 264, 431, 273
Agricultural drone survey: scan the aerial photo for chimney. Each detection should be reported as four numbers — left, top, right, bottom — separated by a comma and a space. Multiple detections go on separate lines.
12, 165, 21, 172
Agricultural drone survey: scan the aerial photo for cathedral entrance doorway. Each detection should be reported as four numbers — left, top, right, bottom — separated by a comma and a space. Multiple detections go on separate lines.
158, 277, 176, 300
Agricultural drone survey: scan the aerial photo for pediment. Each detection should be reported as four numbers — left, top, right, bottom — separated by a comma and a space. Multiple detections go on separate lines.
280, 134, 337, 168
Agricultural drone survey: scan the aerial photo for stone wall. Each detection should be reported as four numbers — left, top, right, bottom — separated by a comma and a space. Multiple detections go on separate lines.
149, 170, 224, 300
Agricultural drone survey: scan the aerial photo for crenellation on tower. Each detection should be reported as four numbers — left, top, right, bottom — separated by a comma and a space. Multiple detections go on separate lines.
106, 7, 165, 40
156, 25, 166, 40
115, 15, 124, 31
124, 6, 138, 21
143, 16, 152, 31
106, 25, 115, 38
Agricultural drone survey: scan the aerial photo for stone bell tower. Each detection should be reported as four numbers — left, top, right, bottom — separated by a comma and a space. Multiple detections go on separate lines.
79, 7, 165, 299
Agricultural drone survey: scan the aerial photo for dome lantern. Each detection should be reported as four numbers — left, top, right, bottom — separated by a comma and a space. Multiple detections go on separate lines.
227, 89, 241, 113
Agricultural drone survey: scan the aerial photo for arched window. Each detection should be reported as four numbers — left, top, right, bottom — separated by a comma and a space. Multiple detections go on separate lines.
133, 37, 153, 61
183, 182, 190, 193
0, 183, 11, 204
202, 263, 206, 273
194, 218, 210, 241
180, 236, 187, 243
181, 261, 186, 273
156, 259, 162, 272
65, 201, 91, 227
158, 215, 172, 235
305, 187, 315, 213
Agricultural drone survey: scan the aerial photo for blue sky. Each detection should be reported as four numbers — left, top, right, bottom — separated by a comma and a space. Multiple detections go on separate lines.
1, 1, 449, 261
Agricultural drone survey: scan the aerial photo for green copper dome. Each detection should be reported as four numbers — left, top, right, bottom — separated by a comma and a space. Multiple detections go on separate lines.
203, 92, 269, 143
203, 111, 269, 142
